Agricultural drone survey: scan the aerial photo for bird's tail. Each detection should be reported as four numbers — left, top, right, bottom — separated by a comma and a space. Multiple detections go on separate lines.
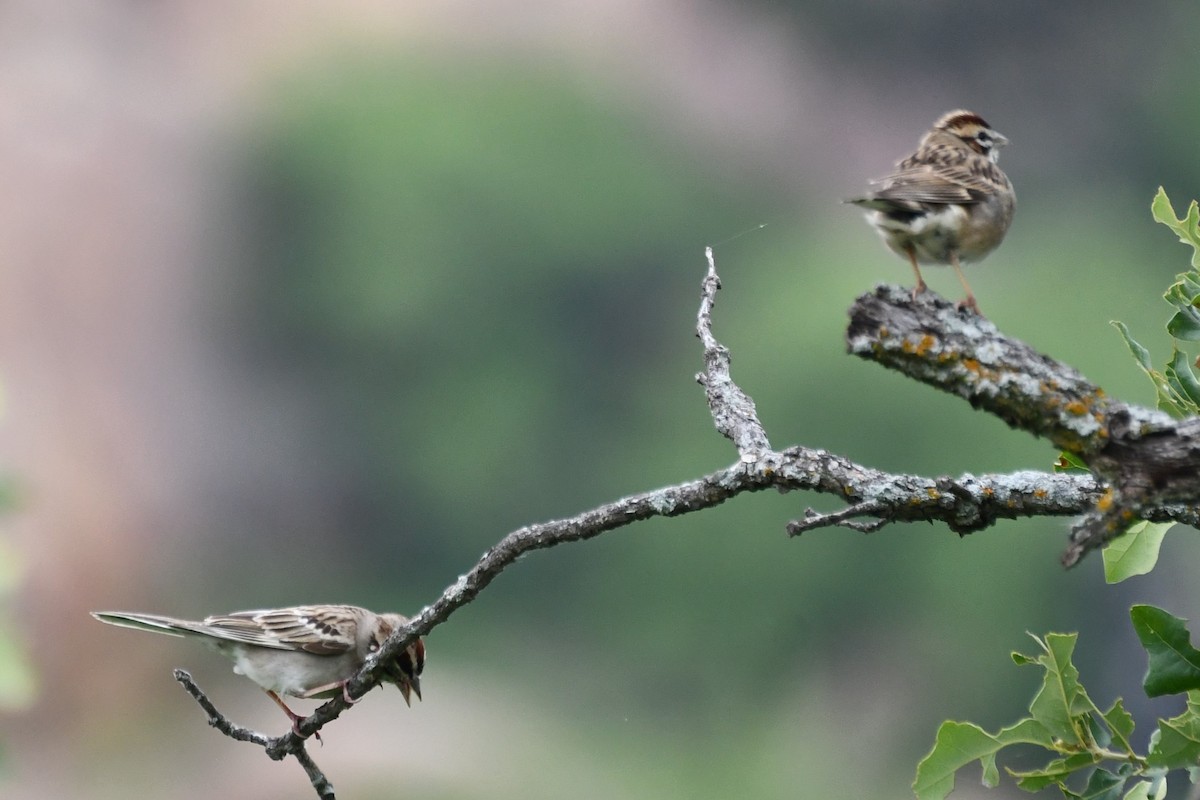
90, 611, 202, 638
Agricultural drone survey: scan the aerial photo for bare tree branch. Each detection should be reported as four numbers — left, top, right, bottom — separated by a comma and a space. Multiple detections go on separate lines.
176, 256, 1199, 793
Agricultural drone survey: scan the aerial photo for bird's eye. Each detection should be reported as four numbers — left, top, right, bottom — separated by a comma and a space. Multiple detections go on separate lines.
975, 131, 993, 148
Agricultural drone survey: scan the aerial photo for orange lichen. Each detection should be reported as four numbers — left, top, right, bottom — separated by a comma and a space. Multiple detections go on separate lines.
1096, 488, 1115, 512
925, 487, 940, 499
915, 335, 936, 357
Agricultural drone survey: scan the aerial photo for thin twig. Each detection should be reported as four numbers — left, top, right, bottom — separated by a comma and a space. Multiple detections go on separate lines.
174, 670, 335, 798
789, 502, 888, 534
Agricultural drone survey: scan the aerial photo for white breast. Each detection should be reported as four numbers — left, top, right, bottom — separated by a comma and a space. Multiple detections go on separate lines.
867, 205, 969, 265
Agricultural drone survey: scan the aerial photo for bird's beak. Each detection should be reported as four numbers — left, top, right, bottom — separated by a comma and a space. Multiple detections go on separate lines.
993, 131, 1009, 148
398, 676, 421, 706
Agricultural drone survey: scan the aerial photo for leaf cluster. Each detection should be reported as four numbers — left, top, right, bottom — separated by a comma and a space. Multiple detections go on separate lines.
1114, 188, 1200, 418
915, 606, 1200, 800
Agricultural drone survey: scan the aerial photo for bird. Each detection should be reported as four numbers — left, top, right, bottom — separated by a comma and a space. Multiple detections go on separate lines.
847, 109, 1016, 314
92, 605, 425, 736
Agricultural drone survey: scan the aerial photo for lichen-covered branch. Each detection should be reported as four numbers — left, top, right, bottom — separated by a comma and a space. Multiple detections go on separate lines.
696, 246, 771, 459
846, 284, 1148, 455
847, 284, 1200, 564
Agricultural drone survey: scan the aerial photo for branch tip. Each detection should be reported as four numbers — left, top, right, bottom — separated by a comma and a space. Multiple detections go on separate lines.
694, 251, 771, 456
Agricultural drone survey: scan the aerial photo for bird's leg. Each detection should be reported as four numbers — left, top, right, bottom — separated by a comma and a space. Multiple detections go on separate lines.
265, 689, 322, 742
905, 247, 928, 300
949, 252, 980, 314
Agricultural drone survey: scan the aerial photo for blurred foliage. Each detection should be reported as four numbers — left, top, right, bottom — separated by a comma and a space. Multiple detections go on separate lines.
229, 58, 771, 573
0, 379, 35, 737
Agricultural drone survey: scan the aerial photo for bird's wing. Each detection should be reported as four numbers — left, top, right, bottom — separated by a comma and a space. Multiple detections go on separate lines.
200, 606, 361, 655
862, 148, 1010, 208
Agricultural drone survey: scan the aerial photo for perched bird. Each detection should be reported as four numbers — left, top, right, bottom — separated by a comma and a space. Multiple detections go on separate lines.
92, 605, 425, 735
847, 109, 1016, 314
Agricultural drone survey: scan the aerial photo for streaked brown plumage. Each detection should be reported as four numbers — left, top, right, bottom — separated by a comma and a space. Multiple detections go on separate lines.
848, 110, 1016, 314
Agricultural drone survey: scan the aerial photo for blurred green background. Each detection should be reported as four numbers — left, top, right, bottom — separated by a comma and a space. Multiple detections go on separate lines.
2, 2, 1200, 798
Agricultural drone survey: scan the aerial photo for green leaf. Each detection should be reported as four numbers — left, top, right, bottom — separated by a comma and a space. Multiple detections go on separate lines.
1055, 450, 1091, 473
1163, 272, 1200, 311
1111, 321, 1180, 414
1121, 775, 1168, 800
1150, 186, 1175, 225
1073, 767, 1125, 800
1103, 521, 1172, 583
1167, 312, 1200, 342
1010, 752, 1101, 791
1163, 273, 1200, 333
1012, 650, 1038, 666
1165, 349, 1200, 411
913, 718, 1053, 800
1131, 605, 1200, 696
1147, 690, 1200, 769
1113, 320, 1156, 372
1183, 272, 1200, 297
1152, 187, 1200, 269
1024, 632, 1088, 742
1086, 710, 1113, 749
1102, 699, 1136, 752
1166, 308, 1200, 342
